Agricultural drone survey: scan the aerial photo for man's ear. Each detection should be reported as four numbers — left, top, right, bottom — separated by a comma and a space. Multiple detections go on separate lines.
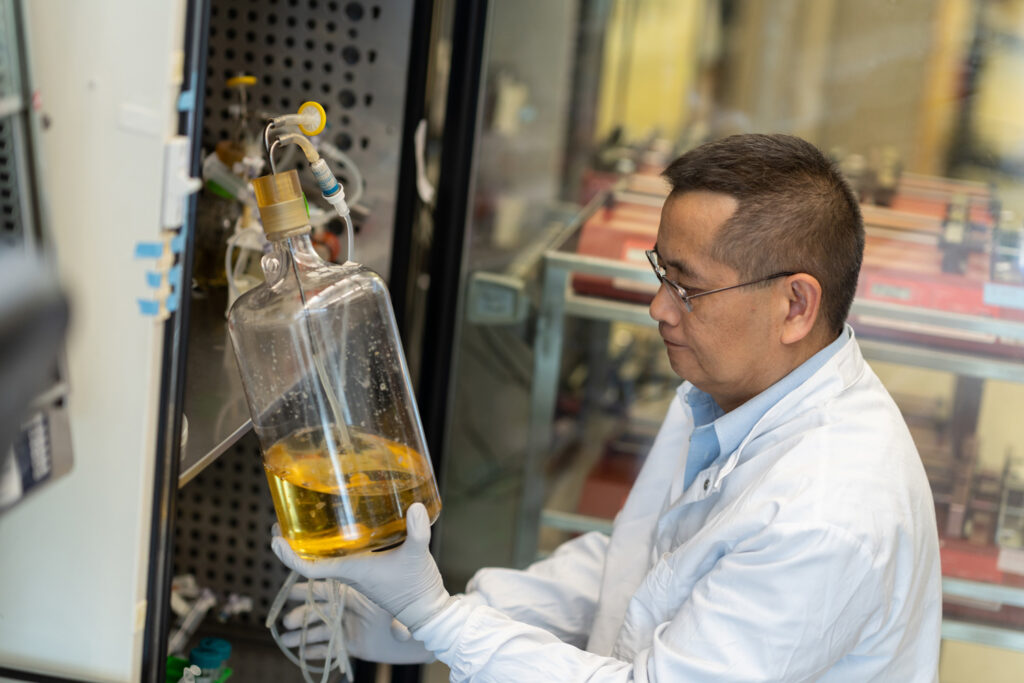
779, 273, 822, 345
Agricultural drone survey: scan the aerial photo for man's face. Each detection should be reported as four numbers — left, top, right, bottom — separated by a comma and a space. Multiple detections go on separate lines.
649, 190, 780, 411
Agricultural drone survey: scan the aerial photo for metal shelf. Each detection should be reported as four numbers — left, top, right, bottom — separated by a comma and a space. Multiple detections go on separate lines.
943, 620, 1024, 652
541, 509, 613, 535
851, 299, 1024, 344
944, 577, 1024, 609
179, 290, 252, 487
544, 247, 1024, 380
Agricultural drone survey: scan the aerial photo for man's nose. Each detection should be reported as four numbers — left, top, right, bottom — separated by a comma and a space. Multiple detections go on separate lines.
649, 283, 680, 326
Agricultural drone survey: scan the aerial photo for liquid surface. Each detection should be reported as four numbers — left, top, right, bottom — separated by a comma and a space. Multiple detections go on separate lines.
264, 425, 441, 558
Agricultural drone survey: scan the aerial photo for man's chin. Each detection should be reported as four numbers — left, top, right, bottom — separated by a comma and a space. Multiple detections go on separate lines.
667, 353, 698, 383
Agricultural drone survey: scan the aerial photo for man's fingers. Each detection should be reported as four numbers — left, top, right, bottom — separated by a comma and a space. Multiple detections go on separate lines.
282, 603, 325, 630
300, 644, 332, 659
271, 537, 330, 579
272, 536, 369, 582
288, 580, 341, 602
390, 617, 413, 641
287, 581, 313, 602
404, 503, 431, 546
279, 641, 333, 659
279, 622, 333, 647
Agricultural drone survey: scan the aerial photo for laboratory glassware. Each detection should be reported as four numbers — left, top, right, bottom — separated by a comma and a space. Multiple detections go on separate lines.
228, 169, 440, 559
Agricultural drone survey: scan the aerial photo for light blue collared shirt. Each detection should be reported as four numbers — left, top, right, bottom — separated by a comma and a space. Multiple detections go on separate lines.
681, 329, 849, 493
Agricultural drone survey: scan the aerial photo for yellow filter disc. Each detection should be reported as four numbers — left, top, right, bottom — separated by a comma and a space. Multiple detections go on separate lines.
297, 101, 327, 136
227, 74, 258, 88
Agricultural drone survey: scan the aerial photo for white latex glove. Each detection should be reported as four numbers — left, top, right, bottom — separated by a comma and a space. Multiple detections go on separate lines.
279, 582, 434, 664
271, 502, 452, 631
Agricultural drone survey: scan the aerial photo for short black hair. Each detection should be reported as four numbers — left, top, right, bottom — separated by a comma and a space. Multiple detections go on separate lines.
662, 134, 864, 336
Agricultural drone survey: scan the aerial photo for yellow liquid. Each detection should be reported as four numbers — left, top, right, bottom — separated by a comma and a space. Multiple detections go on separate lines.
264, 425, 441, 558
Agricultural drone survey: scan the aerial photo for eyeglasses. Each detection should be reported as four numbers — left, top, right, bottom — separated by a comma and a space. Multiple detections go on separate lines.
645, 248, 796, 312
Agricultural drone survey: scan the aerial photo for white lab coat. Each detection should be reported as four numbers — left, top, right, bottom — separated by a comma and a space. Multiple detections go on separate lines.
416, 327, 942, 681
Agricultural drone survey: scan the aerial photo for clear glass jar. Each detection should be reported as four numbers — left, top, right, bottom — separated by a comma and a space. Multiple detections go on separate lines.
228, 170, 440, 558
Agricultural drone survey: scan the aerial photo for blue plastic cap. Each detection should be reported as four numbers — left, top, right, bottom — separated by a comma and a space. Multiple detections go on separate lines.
199, 637, 232, 659
189, 646, 223, 669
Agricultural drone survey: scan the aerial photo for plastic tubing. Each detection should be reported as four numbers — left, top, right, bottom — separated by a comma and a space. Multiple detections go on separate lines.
317, 141, 365, 207
271, 133, 356, 262
168, 588, 217, 655
271, 102, 326, 137
276, 133, 320, 164
266, 571, 350, 683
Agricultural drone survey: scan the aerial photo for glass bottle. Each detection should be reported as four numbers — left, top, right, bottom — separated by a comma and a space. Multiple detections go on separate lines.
228, 170, 441, 558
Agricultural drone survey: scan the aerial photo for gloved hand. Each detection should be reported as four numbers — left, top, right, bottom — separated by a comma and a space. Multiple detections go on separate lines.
271, 502, 452, 632
280, 582, 434, 664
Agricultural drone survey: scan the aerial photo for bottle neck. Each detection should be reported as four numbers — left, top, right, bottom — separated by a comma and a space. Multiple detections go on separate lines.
273, 232, 319, 266
263, 231, 324, 287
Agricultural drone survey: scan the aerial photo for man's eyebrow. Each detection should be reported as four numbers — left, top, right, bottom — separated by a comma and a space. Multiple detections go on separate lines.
653, 244, 701, 282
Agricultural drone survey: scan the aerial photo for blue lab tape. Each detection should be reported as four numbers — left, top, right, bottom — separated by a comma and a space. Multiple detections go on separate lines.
169, 263, 183, 285
177, 88, 196, 113
146, 271, 163, 288
322, 181, 341, 197
170, 232, 186, 254
135, 242, 164, 259
138, 299, 160, 316
166, 290, 180, 313
983, 283, 1024, 311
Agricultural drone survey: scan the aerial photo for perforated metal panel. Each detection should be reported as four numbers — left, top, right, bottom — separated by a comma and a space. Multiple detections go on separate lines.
0, 0, 29, 250
201, 0, 414, 278
174, 430, 291, 630
173, 434, 346, 682
0, 0, 23, 100
0, 116, 25, 248
173, 4, 417, 675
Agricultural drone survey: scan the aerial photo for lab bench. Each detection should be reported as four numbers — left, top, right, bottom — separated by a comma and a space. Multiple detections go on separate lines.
515, 187, 1024, 652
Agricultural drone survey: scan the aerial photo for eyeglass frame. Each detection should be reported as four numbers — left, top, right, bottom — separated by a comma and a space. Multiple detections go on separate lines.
645, 248, 797, 313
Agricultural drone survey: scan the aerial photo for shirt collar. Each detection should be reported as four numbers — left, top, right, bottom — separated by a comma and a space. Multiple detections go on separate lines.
679, 328, 849, 459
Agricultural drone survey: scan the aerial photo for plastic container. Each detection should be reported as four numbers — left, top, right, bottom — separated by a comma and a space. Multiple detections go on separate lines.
188, 646, 223, 683
228, 170, 441, 558
198, 638, 231, 664
166, 655, 189, 681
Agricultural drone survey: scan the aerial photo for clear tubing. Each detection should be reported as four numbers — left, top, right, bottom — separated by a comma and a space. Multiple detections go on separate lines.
272, 105, 324, 135
263, 123, 302, 173
277, 132, 320, 164
264, 117, 359, 264
284, 238, 355, 455
267, 572, 350, 683
317, 141, 365, 207
268, 140, 283, 176
264, 120, 275, 158
343, 213, 355, 263
168, 589, 216, 655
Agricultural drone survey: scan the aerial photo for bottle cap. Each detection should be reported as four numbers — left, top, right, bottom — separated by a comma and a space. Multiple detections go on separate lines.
199, 637, 232, 660
189, 646, 223, 670
252, 170, 310, 240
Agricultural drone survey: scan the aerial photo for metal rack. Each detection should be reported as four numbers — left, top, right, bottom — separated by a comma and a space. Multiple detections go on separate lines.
515, 189, 1024, 651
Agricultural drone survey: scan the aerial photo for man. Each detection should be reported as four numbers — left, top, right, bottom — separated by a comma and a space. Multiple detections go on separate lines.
274, 134, 942, 681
